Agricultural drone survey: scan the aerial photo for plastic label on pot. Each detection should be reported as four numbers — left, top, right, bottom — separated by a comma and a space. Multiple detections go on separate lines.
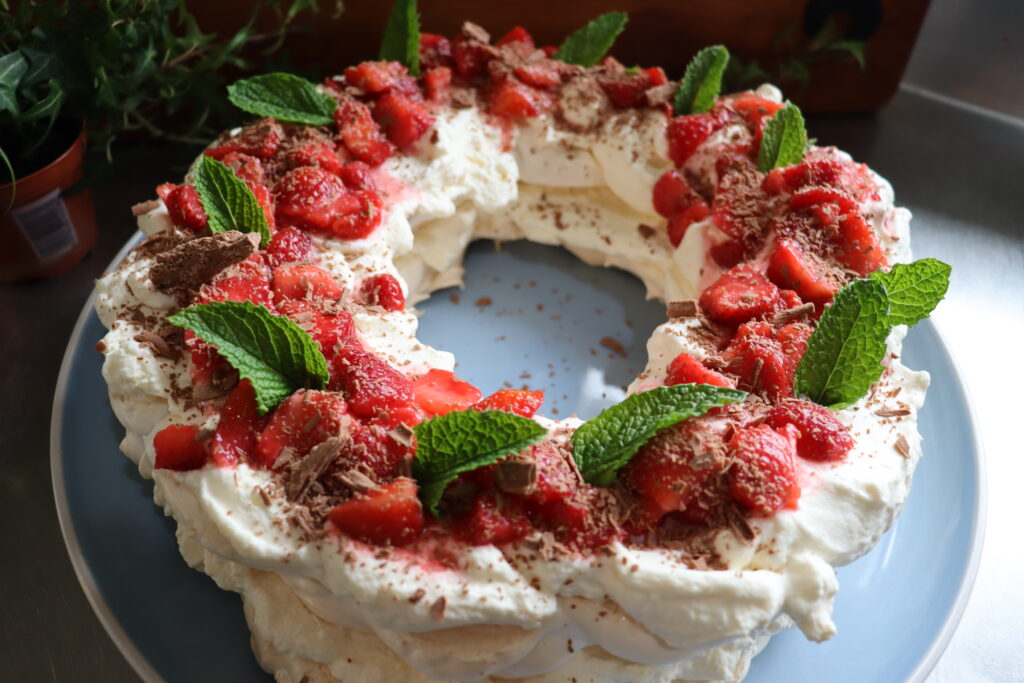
11, 188, 79, 264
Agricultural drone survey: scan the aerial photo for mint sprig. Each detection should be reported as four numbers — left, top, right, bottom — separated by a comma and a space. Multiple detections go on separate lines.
168, 301, 330, 414
194, 155, 271, 247
380, 0, 421, 76
227, 73, 336, 126
757, 101, 808, 172
794, 278, 890, 409
869, 258, 951, 327
674, 45, 730, 115
571, 384, 746, 486
413, 410, 547, 516
554, 12, 628, 68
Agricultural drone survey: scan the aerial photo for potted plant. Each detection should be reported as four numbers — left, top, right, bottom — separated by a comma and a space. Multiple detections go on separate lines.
0, 0, 338, 283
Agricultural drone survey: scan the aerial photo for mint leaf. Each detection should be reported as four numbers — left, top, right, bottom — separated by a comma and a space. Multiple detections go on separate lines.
571, 384, 746, 486
380, 0, 421, 77
794, 278, 890, 408
167, 301, 330, 414
413, 410, 547, 516
554, 12, 628, 68
194, 155, 271, 247
869, 258, 951, 327
227, 73, 336, 126
674, 45, 730, 115
757, 101, 808, 172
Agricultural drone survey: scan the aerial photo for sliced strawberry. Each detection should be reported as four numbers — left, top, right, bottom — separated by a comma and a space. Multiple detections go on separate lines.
496, 25, 535, 51
328, 477, 424, 546
344, 60, 408, 93
665, 353, 735, 388
455, 494, 530, 546
338, 161, 375, 191
451, 34, 494, 78
835, 211, 886, 275
474, 389, 544, 417
709, 238, 746, 269
420, 33, 453, 70
422, 66, 453, 102
766, 399, 853, 462
372, 93, 434, 149
328, 189, 384, 240
196, 259, 274, 308
334, 97, 395, 166
284, 142, 344, 176
412, 368, 482, 417
699, 264, 782, 326
767, 239, 838, 304
157, 183, 208, 234
330, 346, 420, 426
667, 198, 711, 247
154, 424, 209, 472
789, 187, 859, 214
723, 322, 793, 399
359, 273, 405, 312
762, 159, 842, 195
345, 420, 415, 481
213, 151, 264, 185
652, 170, 693, 218
623, 424, 722, 516
486, 80, 554, 119
211, 380, 264, 468
205, 119, 284, 160
730, 93, 784, 147
513, 61, 561, 89
277, 299, 357, 358
729, 424, 800, 515
255, 390, 349, 467
666, 112, 724, 167
271, 264, 343, 305
777, 321, 813, 378
274, 166, 348, 232
265, 226, 313, 267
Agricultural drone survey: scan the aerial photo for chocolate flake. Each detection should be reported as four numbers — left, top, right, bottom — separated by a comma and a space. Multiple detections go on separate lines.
475, 297, 492, 306
430, 596, 447, 622
461, 21, 490, 43
666, 300, 698, 318
149, 231, 259, 291
894, 435, 911, 458
496, 456, 537, 495
286, 436, 350, 502
724, 505, 756, 543
131, 199, 162, 216
637, 223, 656, 239
409, 588, 426, 604
875, 408, 911, 418
133, 329, 174, 358
390, 424, 415, 448
771, 302, 815, 325
599, 336, 626, 357
338, 470, 376, 494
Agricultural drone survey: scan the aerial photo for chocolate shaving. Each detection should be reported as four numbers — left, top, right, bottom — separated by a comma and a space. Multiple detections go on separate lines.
637, 223, 656, 239
875, 408, 911, 418
495, 456, 537, 495
771, 302, 815, 325
894, 435, 911, 458
133, 329, 174, 358
390, 424, 415, 448
409, 588, 426, 604
149, 231, 259, 291
599, 336, 626, 357
666, 300, 698, 318
131, 230, 186, 260
338, 470, 376, 494
644, 83, 675, 107
131, 199, 162, 216
461, 21, 490, 43
724, 505, 756, 543
429, 597, 447, 622
286, 436, 349, 502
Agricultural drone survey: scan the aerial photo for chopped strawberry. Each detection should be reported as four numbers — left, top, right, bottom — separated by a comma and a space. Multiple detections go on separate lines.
600, 67, 667, 108
422, 66, 452, 102
666, 198, 711, 247
211, 380, 263, 468
359, 273, 405, 311
255, 390, 349, 467
766, 399, 853, 462
338, 161, 375, 191
328, 477, 424, 546
487, 80, 554, 119
762, 159, 842, 195
157, 183, 208, 234
730, 93, 784, 147
196, 259, 274, 308
667, 112, 725, 167
451, 34, 494, 78
205, 118, 284, 160
247, 182, 276, 233
664, 353, 735, 388
284, 143, 344, 176
345, 420, 415, 481
776, 321, 813, 372
420, 33, 453, 70
513, 61, 561, 89
344, 60, 408, 93
213, 151, 264, 185
265, 226, 313, 267
722, 322, 793, 399
767, 239, 838, 304
328, 189, 384, 240
789, 187, 859, 215
274, 166, 348, 232
496, 25, 535, 51
154, 424, 209, 472
334, 97, 395, 166
474, 389, 544, 417
652, 170, 692, 218
412, 369, 482, 417
835, 212, 886, 275
729, 424, 801, 515
709, 238, 746, 269
623, 424, 722, 516
277, 299, 356, 357
330, 346, 420, 426
372, 93, 434, 149
271, 264, 343, 305
699, 264, 782, 326
455, 494, 530, 546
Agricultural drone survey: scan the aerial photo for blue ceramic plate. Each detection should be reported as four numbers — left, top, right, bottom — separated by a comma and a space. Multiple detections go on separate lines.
52, 238, 984, 682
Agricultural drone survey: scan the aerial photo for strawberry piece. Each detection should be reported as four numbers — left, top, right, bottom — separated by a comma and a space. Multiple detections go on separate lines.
767, 239, 838, 304
623, 425, 722, 516
157, 183, 208, 234
496, 25, 535, 51
205, 119, 284, 160
328, 189, 384, 240
777, 321, 813, 372
422, 66, 453, 102
666, 198, 711, 247
722, 322, 793, 399
330, 346, 420, 426
420, 33, 453, 70
372, 93, 434, 149
284, 142, 344, 176
211, 380, 264, 468
274, 166, 348, 232
271, 264, 343, 305
513, 61, 561, 89
652, 170, 692, 218
154, 424, 209, 472
474, 389, 544, 417
328, 477, 424, 546
665, 353, 735, 388
247, 182, 276, 233
699, 264, 782, 326
334, 97, 395, 166
730, 93, 784, 147
451, 34, 494, 78
344, 60, 408, 93
359, 273, 405, 312
345, 420, 415, 481
763, 159, 842, 195
835, 212, 886, 275
600, 67, 667, 108
667, 112, 724, 167
277, 299, 356, 358
729, 424, 801, 515
338, 161, 375, 191
412, 369, 482, 417
779, 289, 803, 310
213, 151, 264, 185
255, 390, 349, 467
265, 226, 313, 267
766, 399, 853, 462
709, 238, 746, 269
486, 80, 554, 119
196, 259, 274, 308
455, 494, 530, 546
789, 187, 859, 214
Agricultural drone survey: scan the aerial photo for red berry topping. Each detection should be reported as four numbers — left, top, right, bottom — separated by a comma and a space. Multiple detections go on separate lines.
154, 424, 209, 472
652, 170, 693, 218
196, 258, 274, 308
834, 212, 886, 275
454, 494, 530, 546
205, 119, 284, 160
765, 400, 854, 462
344, 60, 408, 93
666, 198, 711, 247
623, 424, 722, 516
729, 93, 784, 147
211, 380, 263, 468
420, 33, 453, 70
265, 226, 313, 267
667, 112, 724, 167
412, 368, 482, 417
513, 61, 562, 89
255, 390, 349, 467
664, 353, 735, 388
271, 264, 343, 305
722, 322, 792, 399
699, 264, 782, 327
274, 166, 347, 232
486, 80, 554, 119
277, 300, 356, 358
338, 161, 375, 191
359, 273, 405, 312
709, 238, 746, 269
728, 424, 801, 515
495, 25, 535, 51
451, 34, 494, 78
789, 187, 858, 214
422, 66, 453, 102
766, 239, 838, 304
330, 346, 419, 426
762, 159, 842, 195
334, 97, 395, 166
372, 93, 434, 149
328, 477, 424, 546
284, 143, 344, 176
328, 189, 384, 240
157, 183, 208, 234
474, 389, 544, 417
213, 151, 264, 185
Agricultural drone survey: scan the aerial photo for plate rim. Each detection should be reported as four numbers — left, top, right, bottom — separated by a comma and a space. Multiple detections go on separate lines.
50, 234, 986, 683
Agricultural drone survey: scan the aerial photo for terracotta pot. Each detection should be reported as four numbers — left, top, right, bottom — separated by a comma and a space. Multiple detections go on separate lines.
0, 123, 97, 283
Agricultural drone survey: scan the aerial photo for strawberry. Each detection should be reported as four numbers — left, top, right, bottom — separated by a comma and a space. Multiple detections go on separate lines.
265, 226, 313, 267
730, 93, 784, 147
789, 187, 858, 214
328, 477, 424, 546
728, 424, 801, 515
762, 159, 842, 195
666, 198, 711, 247
664, 353, 735, 388
709, 238, 746, 269
474, 389, 544, 417
420, 33, 454, 70
277, 299, 357, 358
835, 211, 886, 275
767, 239, 838, 304
451, 34, 494, 78
205, 118, 284, 160
284, 143, 344, 176
765, 399, 853, 462
274, 166, 348, 232
372, 93, 434, 149
156, 183, 208, 234
722, 322, 792, 399
211, 380, 264, 468
247, 182, 276, 233
486, 80, 554, 119
455, 494, 530, 546
271, 264, 343, 305
212, 151, 264, 185
623, 424, 723, 516
513, 61, 561, 89
338, 161, 374, 191
255, 390, 349, 467
334, 97, 395, 166
601, 66, 667, 108
412, 368, 482, 417
495, 25, 535, 51
666, 112, 725, 167
329, 346, 420, 426
345, 420, 415, 481
154, 424, 209, 472
196, 258, 274, 308
422, 66, 453, 102
699, 264, 782, 326
359, 273, 405, 312
344, 60, 408, 93
776, 322, 813, 374
652, 170, 692, 218
328, 189, 384, 240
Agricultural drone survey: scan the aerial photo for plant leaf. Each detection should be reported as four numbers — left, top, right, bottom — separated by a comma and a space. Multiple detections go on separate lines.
829, 40, 866, 69
193, 155, 272, 247
379, 0, 421, 77
869, 258, 951, 327
674, 45, 729, 115
0, 51, 27, 90
571, 384, 747, 486
757, 101, 808, 172
227, 72, 336, 126
553, 12, 628, 68
167, 301, 330, 414
413, 410, 548, 516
